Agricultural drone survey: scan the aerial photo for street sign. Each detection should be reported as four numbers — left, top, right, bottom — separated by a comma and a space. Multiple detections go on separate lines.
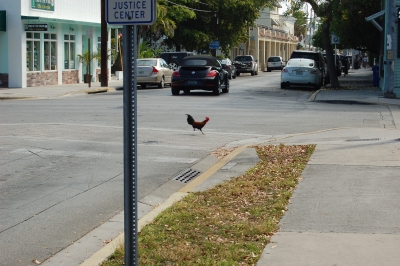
106, 0, 156, 25
86, 28, 93, 39
209, 40, 220, 49
331, 33, 340, 44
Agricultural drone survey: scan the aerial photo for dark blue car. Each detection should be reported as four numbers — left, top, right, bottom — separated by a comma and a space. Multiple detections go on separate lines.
171, 56, 229, 96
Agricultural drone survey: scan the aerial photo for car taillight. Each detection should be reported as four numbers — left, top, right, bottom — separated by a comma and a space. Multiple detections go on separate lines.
206, 71, 218, 77
282, 68, 288, 73
310, 69, 317, 74
151, 67, 159, 74
249, 62, 253, 66
172, 71, 180, 77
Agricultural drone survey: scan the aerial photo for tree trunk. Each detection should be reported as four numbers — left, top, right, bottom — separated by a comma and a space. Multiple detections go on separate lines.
322, 21, 340, 88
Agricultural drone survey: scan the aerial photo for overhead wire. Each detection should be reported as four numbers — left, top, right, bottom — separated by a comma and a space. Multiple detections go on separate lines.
165, 0, 215, 13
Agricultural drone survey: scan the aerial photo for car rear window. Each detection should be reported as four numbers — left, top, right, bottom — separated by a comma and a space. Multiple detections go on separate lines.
137, 60, 157, 66
290, 52, 317, 60
287, 59, 315, 67
268, 57, 280, 62
182, 59, 211, 66
235, 56, 252, 61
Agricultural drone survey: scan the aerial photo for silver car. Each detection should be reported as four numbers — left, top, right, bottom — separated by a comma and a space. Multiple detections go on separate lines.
136, 58, 173, 89
281, 58, 323, 90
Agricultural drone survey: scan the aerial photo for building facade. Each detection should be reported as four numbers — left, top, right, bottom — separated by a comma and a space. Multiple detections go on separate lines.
0, 0, 113, 88
230, 6, 298, 71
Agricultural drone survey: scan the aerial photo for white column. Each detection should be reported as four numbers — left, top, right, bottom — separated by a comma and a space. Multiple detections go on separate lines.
57, 23, 63, 84
261, 40, 266, 71
8, 1, 24, 88
108, 28, 111, 80
254, 27, 259, 70
77, 25, 83, 83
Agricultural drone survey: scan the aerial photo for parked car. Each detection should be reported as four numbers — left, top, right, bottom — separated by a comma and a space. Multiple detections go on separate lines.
281, 58, 323, 90
290, 50, 328, 85
136, 58, 174, 89
159, 52, 195, 70
220, 58, 237, 79
233, 55, 258, 76
267, 56, 285, 72
171, 55, 229, 96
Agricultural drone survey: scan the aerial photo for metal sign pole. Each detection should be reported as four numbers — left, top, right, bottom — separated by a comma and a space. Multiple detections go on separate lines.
123, 24, 138, 266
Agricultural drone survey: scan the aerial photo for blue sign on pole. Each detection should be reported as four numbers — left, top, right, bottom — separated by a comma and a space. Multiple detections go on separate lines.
209, 40, 220, 49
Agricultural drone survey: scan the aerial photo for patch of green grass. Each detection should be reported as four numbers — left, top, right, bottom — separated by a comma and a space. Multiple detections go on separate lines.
101, 144, 315, 266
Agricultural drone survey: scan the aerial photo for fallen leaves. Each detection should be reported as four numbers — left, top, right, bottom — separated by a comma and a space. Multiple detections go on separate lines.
212, 146, 237, 160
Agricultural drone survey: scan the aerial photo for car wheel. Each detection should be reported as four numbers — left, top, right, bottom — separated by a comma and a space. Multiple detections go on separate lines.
251, 70, 255, 76
213, 80, 221, 95
158, 77, 165, 88
171, 87, 180, 95
232, 72, 236, 79
222, 77, 229, 93
236, 72, 240, 77
314, 83, 321, 90
267, 68, 271, 72
170, 61, 179, 71
183, 89, 190, 94
141, 84, 147, 89
280, 82, 286, 89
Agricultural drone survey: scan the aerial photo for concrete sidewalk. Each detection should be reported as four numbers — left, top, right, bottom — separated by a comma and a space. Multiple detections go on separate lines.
0, 80, 123, 100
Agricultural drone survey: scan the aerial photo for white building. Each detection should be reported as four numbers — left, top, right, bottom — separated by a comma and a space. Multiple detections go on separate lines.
0, 0, 114, 88
230, 5, 298, 71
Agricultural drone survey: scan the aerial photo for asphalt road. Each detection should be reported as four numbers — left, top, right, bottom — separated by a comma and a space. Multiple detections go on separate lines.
0, 71, 389, 265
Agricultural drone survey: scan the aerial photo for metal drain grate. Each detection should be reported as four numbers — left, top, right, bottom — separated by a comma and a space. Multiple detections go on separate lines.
173, 168, 201, 183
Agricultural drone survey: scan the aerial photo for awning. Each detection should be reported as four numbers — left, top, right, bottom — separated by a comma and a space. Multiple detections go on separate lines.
365, 10, 384, 32
21, 16, 121, 28
271, 19, 280, 26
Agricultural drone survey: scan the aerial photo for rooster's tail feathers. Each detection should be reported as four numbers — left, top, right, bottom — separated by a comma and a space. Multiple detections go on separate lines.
186, 114, 194, 125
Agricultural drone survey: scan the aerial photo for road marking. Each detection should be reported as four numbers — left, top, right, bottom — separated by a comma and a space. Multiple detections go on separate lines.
10, 149, 198, 163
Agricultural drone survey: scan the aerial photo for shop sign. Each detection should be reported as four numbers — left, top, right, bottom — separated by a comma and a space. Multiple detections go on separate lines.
25, 24, 48, 31
31, 0, 54, 11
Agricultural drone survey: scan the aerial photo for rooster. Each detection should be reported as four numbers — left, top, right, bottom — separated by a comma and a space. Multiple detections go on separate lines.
186, 114, 209, 134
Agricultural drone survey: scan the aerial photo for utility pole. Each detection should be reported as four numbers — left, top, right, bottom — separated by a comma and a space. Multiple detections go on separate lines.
101, 0, 108, 87
384, 0, 396, 98
211, 13, 217, 57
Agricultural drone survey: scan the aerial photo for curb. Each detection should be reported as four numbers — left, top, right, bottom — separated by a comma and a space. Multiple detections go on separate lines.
85, 88, 116, 94
309, 89, 321, 101
0, 96, 37, 100
79, 144, 250, 266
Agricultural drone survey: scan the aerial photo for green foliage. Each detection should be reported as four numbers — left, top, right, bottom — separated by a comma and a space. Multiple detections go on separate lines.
160, 0, 275, 53
138, 42, 162, 58
329, 0, 381, 53
77, 50, 100, 74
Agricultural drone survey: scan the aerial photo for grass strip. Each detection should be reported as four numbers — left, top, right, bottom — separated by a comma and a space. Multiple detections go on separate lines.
102, 144, 315, 265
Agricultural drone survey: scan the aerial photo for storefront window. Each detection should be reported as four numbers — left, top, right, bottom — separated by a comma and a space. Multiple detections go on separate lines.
64, 34, 75, 69
26, 32, 40, 71
44, 33, 57, 70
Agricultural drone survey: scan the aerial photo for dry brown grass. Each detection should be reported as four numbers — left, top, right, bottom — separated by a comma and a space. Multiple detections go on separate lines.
102, 144, 315, 266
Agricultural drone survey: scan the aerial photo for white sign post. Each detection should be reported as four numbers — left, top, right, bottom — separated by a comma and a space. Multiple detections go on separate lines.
106, 1, 156, 265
